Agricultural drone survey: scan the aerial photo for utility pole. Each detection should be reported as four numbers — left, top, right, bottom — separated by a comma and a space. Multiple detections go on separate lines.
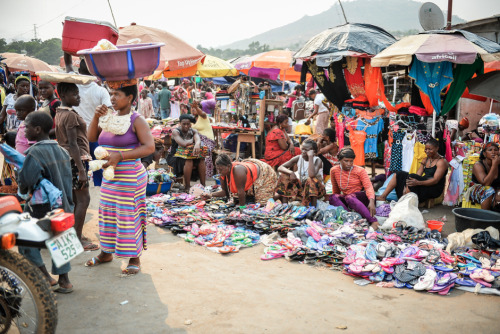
34, 24, 38, 40
446, 0, 453, 30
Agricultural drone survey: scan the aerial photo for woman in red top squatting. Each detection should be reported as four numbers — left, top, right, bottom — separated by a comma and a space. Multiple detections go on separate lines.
329, 147, 378, 229
262, 114, 301, 168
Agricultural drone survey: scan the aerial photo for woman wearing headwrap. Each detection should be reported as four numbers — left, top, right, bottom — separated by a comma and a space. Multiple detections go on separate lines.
329, 148, 378, 228
0, 75, 31, 134
85, 79, 155, 275
469, 142, 500, 211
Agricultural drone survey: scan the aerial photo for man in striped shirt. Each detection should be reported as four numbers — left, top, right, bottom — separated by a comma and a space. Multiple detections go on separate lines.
329, 148, 378, 229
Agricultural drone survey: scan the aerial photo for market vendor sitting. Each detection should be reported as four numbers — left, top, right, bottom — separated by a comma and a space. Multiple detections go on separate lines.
276, 140, 325, 206
203, 154, 277, 206
316, 128, 338, 178
469, 142, 500, 211
262, 114, 301, 168
329, 148, 378, 229
167, 114, 206, 192
377, 138, 449, 204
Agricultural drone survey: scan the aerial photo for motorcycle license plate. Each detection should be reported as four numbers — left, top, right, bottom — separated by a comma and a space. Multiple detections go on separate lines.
45, 228, 84, 268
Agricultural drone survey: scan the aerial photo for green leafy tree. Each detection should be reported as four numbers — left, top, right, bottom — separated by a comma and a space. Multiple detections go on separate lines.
0, 38, 63, 65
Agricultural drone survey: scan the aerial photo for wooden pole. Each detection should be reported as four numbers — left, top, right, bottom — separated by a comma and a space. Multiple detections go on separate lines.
446, 0, 453, 30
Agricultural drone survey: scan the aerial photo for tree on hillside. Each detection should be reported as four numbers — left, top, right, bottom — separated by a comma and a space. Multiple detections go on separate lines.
0, 38, 63, 65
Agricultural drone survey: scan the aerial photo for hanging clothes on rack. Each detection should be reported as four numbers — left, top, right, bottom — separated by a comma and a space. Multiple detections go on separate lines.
356, 117, 384, 159
343, 57, 365, 98
409, 57, 453, 114
350, 130, 367, 166
384, 140, 391, 176
401, 130, 416, 172
389, 130, 405, 172
409, 131, 431, 174
334, 113, 345, 149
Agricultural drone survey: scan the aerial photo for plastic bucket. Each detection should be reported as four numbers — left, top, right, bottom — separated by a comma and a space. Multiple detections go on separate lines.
146, 182, 172, 196
452, 208, 500, 232
77, 43, 164, 81
427, 220, 444, 232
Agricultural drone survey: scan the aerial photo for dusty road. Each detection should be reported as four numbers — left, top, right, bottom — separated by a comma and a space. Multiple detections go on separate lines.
37, 187, 499, 334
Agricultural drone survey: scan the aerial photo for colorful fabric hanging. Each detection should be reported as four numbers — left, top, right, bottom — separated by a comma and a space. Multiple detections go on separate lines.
441, 57, 484, 116
343, 57, 365, 98
303, 60, 351, 111
364, 59, 396, 111
409, 57, 453, 114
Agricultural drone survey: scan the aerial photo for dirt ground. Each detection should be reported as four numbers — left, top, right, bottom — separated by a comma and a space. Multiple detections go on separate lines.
36, 185, 500, 334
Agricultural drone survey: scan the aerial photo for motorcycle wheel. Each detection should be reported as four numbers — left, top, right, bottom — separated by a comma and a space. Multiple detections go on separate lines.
0, 250, 57, 334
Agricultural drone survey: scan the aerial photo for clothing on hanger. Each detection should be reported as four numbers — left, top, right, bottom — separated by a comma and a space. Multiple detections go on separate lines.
402, 130, 416, 172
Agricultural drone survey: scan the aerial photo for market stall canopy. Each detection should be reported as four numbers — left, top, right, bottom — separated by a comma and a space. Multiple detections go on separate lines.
117, 23, 205, 71
233, 50, 303, 82
0, 53, 53, 72
466, 71, 500, 102
163, 55, 238, 78
196, 55, 238, 78
294, 23, 397, 66
372, 30, 500, 67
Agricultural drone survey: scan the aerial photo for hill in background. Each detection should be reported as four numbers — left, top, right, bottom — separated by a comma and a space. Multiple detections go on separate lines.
218, 0, 465, 51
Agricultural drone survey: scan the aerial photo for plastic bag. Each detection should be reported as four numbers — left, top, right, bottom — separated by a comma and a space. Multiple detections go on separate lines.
380, 193, 425, 231
92, 39, 118, 51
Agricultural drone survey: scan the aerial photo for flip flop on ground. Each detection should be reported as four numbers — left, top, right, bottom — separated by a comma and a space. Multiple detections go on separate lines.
85, 255, 112, 267
122, 265, 141, 275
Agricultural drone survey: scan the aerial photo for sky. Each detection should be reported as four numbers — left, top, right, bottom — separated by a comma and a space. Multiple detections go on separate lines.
1, 0, 499, 48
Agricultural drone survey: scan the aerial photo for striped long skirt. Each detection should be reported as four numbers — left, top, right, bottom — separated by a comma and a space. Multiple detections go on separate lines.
98, 147, 147, 258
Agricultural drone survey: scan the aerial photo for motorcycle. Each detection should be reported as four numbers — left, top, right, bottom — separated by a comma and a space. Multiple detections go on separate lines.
0, 196, 83, 334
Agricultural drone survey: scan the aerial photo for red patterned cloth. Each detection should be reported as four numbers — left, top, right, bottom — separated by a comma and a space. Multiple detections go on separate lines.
343, 57, 365, 98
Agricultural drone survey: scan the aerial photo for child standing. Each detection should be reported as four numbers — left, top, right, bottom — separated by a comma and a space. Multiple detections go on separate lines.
14, 95, 36, 154
18, 111, 74, 293
54, 82, 98, 251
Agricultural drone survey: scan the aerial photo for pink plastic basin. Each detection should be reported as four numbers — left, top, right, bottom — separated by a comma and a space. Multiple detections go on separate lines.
77, 43, 164, 81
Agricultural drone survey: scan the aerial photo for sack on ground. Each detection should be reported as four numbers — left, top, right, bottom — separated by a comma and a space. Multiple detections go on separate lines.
380, 193, 425, 231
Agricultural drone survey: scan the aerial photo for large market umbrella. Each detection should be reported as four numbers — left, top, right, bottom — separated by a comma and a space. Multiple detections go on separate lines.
117, 23, 205, 71
294, 23, 397, 66
162, 55, 238, 78
466, 71, 500, 102
233, 50, 303, 82
197, 55, 238, 78
371, 30, 500, 67
0, 53, 53, 72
